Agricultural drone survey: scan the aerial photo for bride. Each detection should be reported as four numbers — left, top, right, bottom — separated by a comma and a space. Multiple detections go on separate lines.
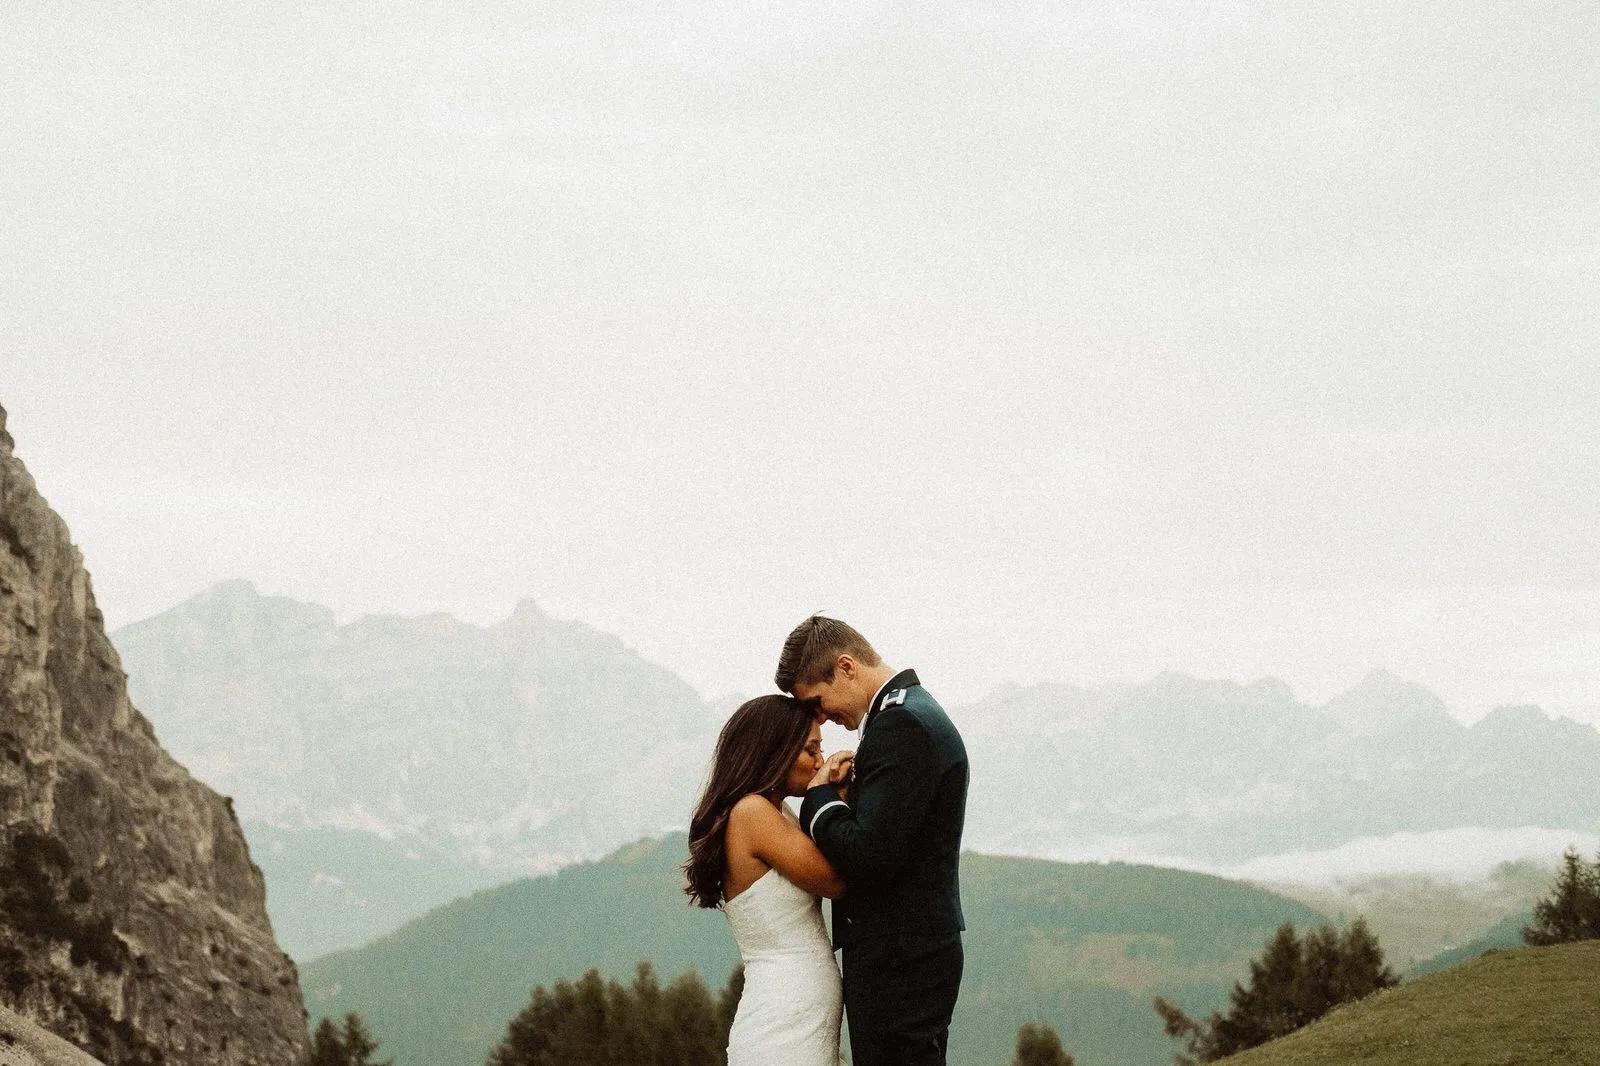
684, 695, 852, 1066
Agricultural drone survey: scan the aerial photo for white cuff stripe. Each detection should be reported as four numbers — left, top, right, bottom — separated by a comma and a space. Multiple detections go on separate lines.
808, 800, 848, 838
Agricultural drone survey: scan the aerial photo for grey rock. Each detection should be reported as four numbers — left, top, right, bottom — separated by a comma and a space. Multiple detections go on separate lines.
0, 405, 307, 1066
1, 1005, 107, 1066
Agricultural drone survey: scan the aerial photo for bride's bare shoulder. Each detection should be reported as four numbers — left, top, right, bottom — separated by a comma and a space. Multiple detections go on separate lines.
728, 793, 782, 827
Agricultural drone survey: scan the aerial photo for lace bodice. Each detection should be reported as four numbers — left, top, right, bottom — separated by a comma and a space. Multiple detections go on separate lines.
721, 868, 844, 1066
724, 869, 834, 960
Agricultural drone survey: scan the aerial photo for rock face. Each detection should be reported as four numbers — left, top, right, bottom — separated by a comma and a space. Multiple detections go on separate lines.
0, 405, 307, 1066
1, 1005, 108, 1066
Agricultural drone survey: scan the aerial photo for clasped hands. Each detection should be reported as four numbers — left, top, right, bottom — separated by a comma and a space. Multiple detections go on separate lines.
808, 750, 854, 801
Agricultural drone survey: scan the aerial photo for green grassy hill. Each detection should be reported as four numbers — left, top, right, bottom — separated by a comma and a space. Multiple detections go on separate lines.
1218, 940, 1600, 1066
301, 835, 1327, 1066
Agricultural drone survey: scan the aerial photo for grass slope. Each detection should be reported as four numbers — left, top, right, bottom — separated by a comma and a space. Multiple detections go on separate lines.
1219, 941, 1600, 1066
301, 835, 1327, 1066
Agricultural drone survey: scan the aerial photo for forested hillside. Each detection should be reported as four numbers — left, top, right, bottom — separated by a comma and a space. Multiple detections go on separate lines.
302, 835, 1328, 1066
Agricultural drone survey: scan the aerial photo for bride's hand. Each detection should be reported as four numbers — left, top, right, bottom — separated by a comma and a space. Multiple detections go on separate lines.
808, 750, 854, 791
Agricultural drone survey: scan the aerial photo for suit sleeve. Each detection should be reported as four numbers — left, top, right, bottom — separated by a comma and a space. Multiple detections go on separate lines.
798, 712, 939, 884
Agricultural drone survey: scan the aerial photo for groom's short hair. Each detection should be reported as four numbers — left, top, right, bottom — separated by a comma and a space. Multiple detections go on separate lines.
775, 615, 881, 693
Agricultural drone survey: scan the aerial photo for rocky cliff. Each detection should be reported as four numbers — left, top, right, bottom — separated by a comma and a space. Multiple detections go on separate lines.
0, 405, 307, 1066
1, 1005, 108, 1066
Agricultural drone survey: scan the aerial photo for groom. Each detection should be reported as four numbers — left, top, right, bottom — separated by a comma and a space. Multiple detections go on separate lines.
777, 615, 969, 1066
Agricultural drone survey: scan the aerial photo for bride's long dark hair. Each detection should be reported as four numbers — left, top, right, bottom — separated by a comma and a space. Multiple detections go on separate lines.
683, 694, 815, 909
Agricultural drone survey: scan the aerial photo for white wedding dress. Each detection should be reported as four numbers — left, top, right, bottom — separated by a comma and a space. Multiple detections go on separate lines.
723, 868, 846, 1066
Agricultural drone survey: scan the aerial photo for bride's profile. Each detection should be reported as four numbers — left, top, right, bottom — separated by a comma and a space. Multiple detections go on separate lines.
684, 695, 848, 1066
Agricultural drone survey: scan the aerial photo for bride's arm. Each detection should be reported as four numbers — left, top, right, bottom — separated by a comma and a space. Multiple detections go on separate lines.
727, 794, 845, 899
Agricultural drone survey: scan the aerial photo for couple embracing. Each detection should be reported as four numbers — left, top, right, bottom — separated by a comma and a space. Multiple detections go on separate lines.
685, 615, 970, 1066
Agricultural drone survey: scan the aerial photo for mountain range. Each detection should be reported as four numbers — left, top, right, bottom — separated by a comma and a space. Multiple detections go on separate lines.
959, 671, 1600, 863
115, 580, 722, 868
113, 582, 1600, 958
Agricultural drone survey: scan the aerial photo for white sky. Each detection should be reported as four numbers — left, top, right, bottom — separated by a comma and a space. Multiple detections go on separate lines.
5, 2, 1599, 722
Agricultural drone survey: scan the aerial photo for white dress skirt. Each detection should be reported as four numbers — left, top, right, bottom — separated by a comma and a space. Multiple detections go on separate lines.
723, 869, 846, 1066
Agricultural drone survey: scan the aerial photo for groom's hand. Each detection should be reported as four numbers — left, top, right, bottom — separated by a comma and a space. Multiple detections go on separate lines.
809, 751, 854, 792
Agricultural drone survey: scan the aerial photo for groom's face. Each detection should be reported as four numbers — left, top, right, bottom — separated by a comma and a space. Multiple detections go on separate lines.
794, 680, 850, 727
791, 656, 870, 729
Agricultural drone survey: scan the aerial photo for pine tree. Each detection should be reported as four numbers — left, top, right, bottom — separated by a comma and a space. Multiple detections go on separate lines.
339, 1015, 391, 1066
490, 985, 562, 1066
301, 1013, 392, 1066
629, 962, 669, 1066
304, 1019, 343, 1066
1293, 923, 1343, 1028
1330, 919, 1396, 1002
1152, 998, 1208, 1066
489, 962, 740, 1066
1209, 923, 1304, 1055
1011, 1021, 1074, 1066
550, 970, 614, 1065
1154, 921, 1398, 1064
1523, 849, 1600, 946
660, 970, 721, 1066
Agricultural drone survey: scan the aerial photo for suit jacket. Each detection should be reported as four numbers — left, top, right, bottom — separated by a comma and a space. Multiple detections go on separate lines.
799, 669, 968, 947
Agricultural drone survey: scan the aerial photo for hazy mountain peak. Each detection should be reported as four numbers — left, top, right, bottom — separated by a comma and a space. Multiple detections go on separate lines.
1481, 703, 1547, 723
204, 576, 261, 600
1470, 704, 1559, 738
1352, 668, 1412, 692
501, 598, 551, 626
115, 582, 720, 870
175, 578, 338, 630
1245, 675, 1298, 704
1320, 668, 1457, 737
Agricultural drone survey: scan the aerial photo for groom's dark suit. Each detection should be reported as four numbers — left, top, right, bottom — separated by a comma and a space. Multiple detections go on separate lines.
799, 669, 968, 1066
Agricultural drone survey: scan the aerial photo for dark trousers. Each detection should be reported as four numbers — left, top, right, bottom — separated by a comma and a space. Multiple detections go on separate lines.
841, 931, 963, 1066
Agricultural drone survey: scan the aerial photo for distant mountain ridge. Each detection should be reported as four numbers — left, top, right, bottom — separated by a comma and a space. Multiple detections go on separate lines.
112, 583, 1600, 959
958, 670, 1600, 864
115, 580, 723, 870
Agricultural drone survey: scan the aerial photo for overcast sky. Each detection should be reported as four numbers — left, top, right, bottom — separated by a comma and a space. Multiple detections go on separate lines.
6, 2, 1598, 722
